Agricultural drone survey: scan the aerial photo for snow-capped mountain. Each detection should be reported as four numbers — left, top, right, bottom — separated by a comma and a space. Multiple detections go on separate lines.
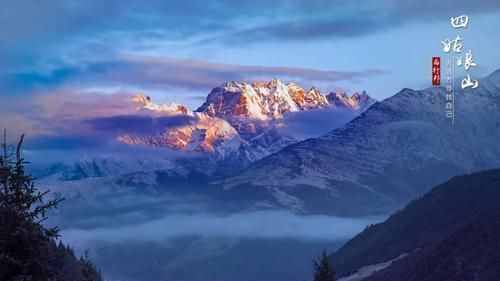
196, 79, 373, 137
32, 155, 195, 201
290, 84, 330, 110
197, 79, 303, 122
121, 92, 291, 169
327, 91, 376, 112
131, 94, 191, 115
222, 70, 500, 215
35, 79, 376, 191
120, 100, 242, 155
35, 71, 500, 215
119, 80, 375, 169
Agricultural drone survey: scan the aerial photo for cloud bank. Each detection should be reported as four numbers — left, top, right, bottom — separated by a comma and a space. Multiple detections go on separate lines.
61, 211, 384, 247
5, 55, 388, 94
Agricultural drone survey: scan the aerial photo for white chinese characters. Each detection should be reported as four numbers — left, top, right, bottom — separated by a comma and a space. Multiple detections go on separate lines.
441, 15, 478, 91
461, 74, 479, 89
450, 15, 469, 28
441, 36, 462, 53
464, 50, 477, 71
439, 14, 479, 123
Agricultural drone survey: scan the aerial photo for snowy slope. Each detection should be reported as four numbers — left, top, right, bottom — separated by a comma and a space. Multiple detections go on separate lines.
222, 70, 500, 215
34, 154, 185, 185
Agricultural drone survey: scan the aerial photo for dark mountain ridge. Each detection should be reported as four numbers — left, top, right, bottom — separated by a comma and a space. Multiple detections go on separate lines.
331, 169, 500, 280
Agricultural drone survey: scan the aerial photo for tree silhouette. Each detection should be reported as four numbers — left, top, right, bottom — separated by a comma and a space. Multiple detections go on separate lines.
0, 131, 68, 280
80, 250, 102, 281
312, 250, 336, 281
0, 132, 108, 281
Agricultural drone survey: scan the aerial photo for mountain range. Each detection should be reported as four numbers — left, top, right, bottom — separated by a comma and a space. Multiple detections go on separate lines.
35, 78, 375, 190
119, 79, 375, 166
32, 70, 500, 281
222, 70, 500, 215
36, 70, 500, 216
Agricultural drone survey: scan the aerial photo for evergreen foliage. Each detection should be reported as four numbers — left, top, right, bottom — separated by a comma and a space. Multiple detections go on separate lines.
313, 250, 336, 281
0, 132, 102, 281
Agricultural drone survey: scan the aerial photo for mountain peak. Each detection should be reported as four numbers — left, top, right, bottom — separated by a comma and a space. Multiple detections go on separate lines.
267, 77, 283, 88
326, 91, 376, 111
131, 93, 191, 115
291, 86, 328, 110
131, 93, 152, 105
198, 78, 303, 121
219, 81, 244, 91
350, 91, 368, 100
350, 91, 376, 106
351, 91, 361, 98
308, 86, 320, 93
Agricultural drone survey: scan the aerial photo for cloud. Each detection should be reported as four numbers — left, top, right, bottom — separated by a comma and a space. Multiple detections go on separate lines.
25, 135, 113, 150
2, 0, 497, 86
5, 55, 389, 94
0, 57, 383, 150
0, 90, 139, 143
86, 114, 195, 136
5, 0, 496, 111
24, 139, 189, 171
60, 210, 384, 246
276, 107, 357, 139
197, 17, 393, 45
0, 87, 199, 153
18, 112, 197, 151
2, 0, 499, 45
0, 0, 498, 95
0, 67, 379, 153
2, 0, 498, 64
204, 0, 500, 44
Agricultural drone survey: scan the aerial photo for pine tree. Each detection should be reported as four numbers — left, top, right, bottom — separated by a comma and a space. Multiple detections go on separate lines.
0, 132, 63, 280
80, 250, 103, 281
312, 250, 336, 281
0, 131, 104, 281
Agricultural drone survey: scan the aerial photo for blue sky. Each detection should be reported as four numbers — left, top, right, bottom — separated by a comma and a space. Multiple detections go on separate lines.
1, 0, 500, 141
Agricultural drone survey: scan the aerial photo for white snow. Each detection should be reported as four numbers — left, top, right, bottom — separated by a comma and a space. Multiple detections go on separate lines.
338, 253, 409, 281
